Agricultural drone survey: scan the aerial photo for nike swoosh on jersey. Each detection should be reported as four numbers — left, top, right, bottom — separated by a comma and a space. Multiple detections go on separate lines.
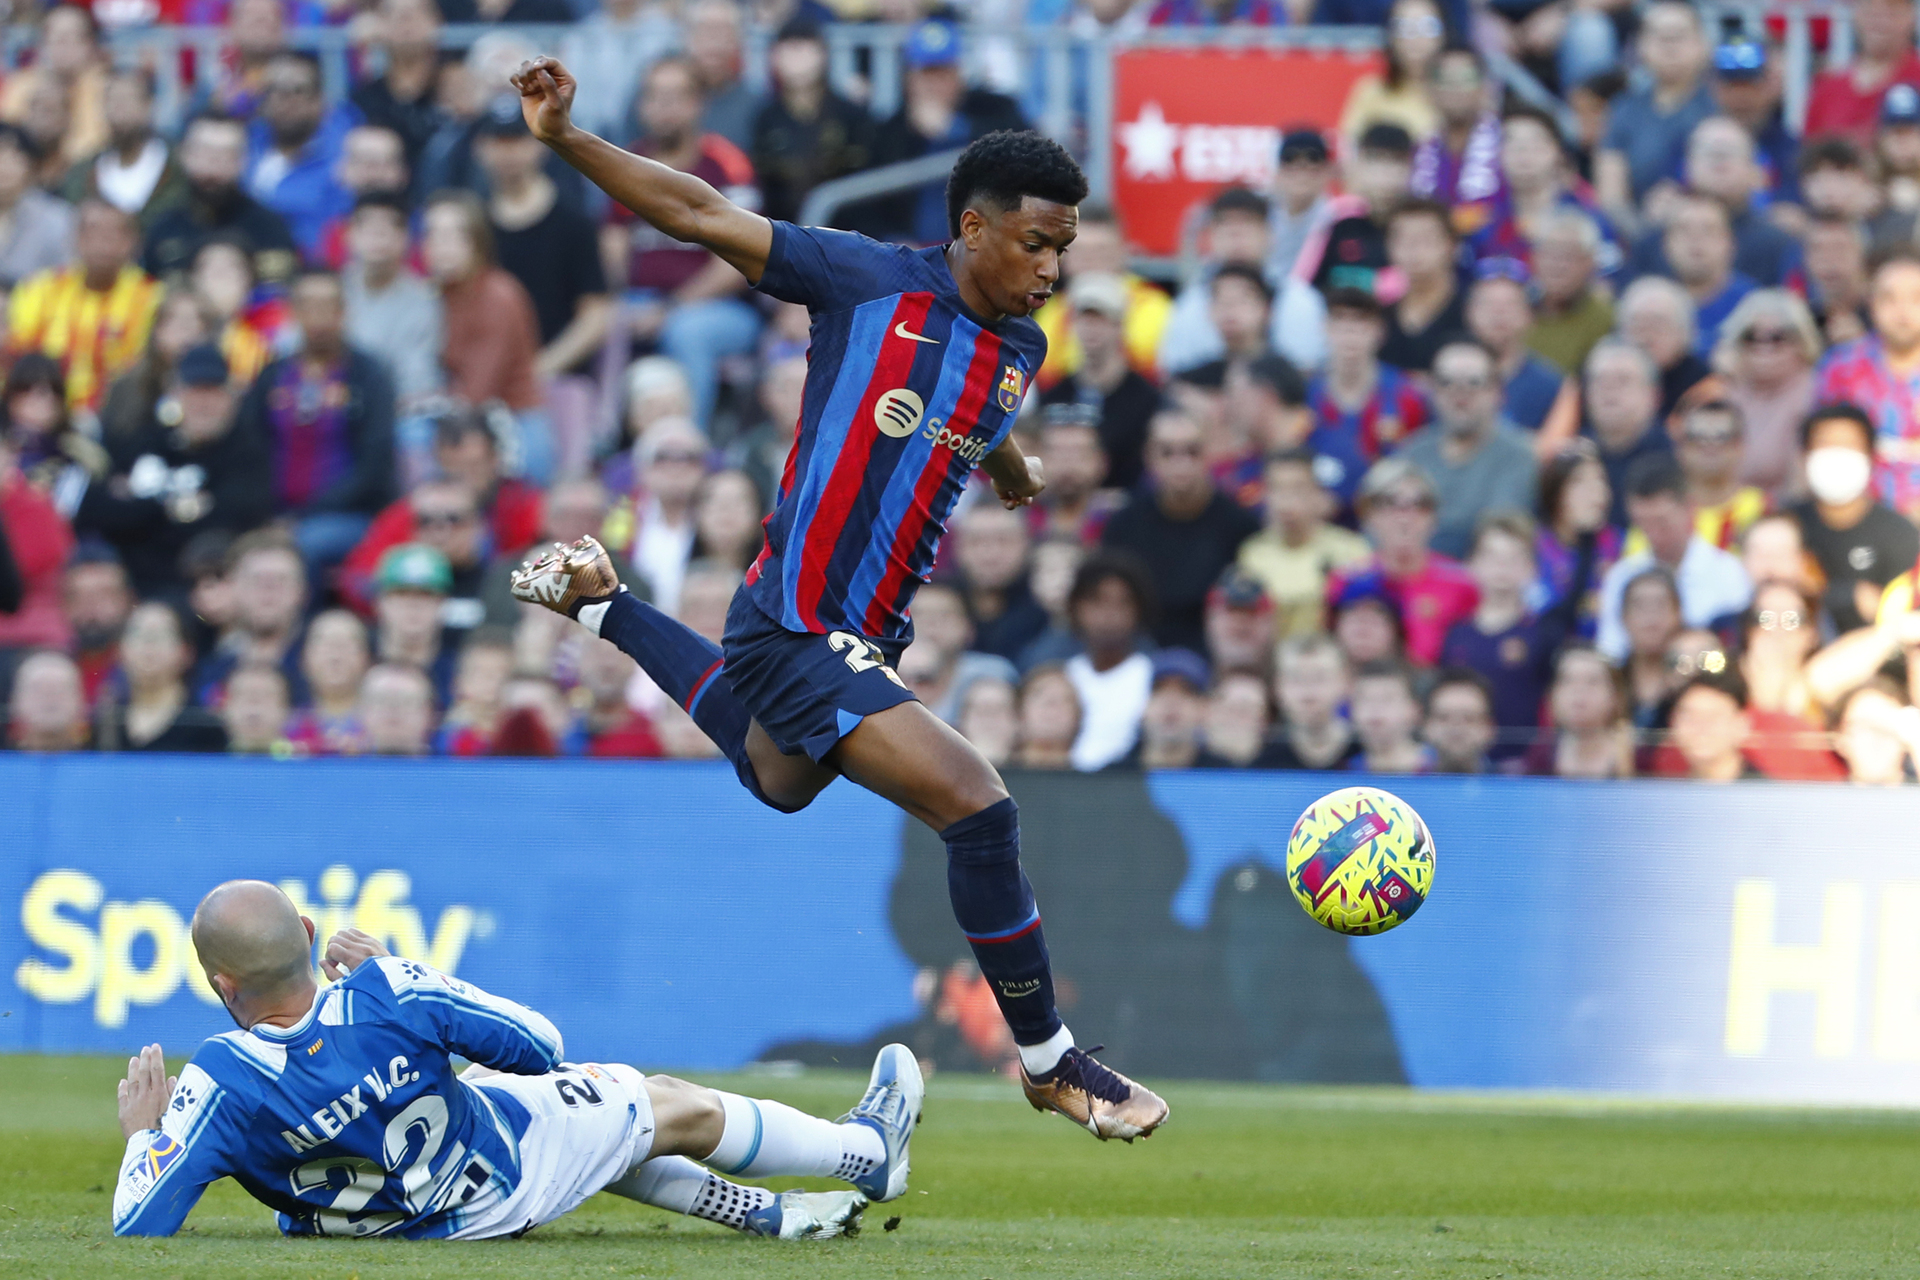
893, 322, 940, 344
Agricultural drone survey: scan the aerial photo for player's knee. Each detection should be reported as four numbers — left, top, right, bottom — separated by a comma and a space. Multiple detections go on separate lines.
644, 1074, 725, 1150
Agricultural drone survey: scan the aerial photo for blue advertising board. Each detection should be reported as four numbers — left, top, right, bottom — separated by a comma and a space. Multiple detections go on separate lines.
3, 757, 1915, 1103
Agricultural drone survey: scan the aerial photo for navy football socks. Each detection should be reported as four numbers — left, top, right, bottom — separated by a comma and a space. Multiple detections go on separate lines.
941, 798, 1063, 1047
596, 593, 794, 810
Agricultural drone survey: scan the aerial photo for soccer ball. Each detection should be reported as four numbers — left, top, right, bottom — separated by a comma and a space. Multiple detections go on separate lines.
1284, 786, 1435, 936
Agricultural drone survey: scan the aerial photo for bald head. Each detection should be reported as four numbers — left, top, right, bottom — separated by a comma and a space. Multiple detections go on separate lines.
191, 880, 314, 1000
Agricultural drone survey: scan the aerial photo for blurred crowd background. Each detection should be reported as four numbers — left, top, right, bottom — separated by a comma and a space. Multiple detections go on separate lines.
5, 0, 1920, 785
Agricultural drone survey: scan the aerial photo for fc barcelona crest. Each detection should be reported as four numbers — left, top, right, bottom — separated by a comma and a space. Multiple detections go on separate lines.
997, 365, 1025, 413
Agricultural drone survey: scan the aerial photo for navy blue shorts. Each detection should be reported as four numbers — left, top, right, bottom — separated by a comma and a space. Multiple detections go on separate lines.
720, 588, 918, 763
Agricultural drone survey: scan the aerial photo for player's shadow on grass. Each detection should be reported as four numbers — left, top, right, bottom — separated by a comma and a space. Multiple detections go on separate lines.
762, 770, 1405, 1084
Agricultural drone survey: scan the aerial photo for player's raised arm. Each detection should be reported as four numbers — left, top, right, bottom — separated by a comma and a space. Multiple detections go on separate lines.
982, 435, 1046, 510
510, 56, 773, 283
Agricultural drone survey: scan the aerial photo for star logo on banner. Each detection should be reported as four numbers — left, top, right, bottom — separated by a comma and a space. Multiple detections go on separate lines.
1119, 102, 1180, 181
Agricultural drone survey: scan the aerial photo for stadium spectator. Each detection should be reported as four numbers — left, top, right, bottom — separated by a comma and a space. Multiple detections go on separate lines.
1595, 0, 1713, 221
1625, 117, 1798, 290
0, 440, 74, 661
602, 416, 707, 615
1331, 586, 1406, 668
8, 199, 158, 413
369, 543, 456, 707
1268, 632, 1355, 770
499, 672, 583, 757
1127, 649, 1207, 772
192, 531, 308, 706
1667, 669, 1754, 782
953, 504, 1048, 665
288, 608, 368, 755
179, 530, 236, 656
308, 125, 410, 271
1193, 668, 1273, 768
1467, 266, 1569, 434
750, 18, 871, 225
6, 649, 87, 751
1018, 533, 1088, 670
1378, 199, 1466, 373
1034, 202, 1171, 390
1798, 137, 1889, 239
357, 660, 435, 756
1395, 339, 1539, 559
420, 192, 548, 480
1441, 513, 1566, 758
579, 634, 663, 758
1617, 566, 1684, 728
898, 581, 1018, 726
1040, 275, 1161, 491
221, 660, 291, 754
1534, 440, 1619, 636
1661, 399, 1765, 554
1792, 405, 1919, 635
1061, 552, 1155, 771
1210, 267, 1276, 371
1816, 251, 1920, 520
1195, 565, 1268, 677
1524, 208, 1614, 375
1014, 663, 1081, 770
956, 673, 1019, 769
189, 238, 275, 387
1709, 36, 1798, 206
1348, 659, 1426, 773
245, 52, 356, 261
343, 194, 444, 409
0, 125, 76, 290
1472, 108, 1615, 278
1269, 130, 1334, 281
144, 113, 298, 286
1027, 406, 1115, 545
63, 549, 131, 708
0, 5, 107, 169
77, 344, 271, 598
689, 468, 763, 574
1832, 678, 1920, 785
1237, 448, 1370, 639
558, 0, 679, 143
1410, 44, 1501, 221
684, 0, 761, 151
1597, 455, 1749, 662
97, 288, 215, 444
1737, 579, 1847, 781
1803, 0, 1920, 145
1160, 188, 1277, 375
4, 354, 104, 516
1302, 123, 1415, 301
1330, 457, 1478, 666
1218, 354, 1311, 504
436, 626, 515, 755
95, 601, 227, 753
1103, 409, 1259, 653
605, 56, 761, 436
1337, 0, 1445, 146
1653, 194, 1752, 358
1524, 643, 1633, 777
1580, 339, 1672, 529
350, 0, 447, 183
1713, 290, 1820, 495
192, 0, 289, 124
1305, 288, 1429, 512
1880, 85, 1920, 217
1423, 668, 1496, 774
1803, 214, 1871, 348
1615, 277, 1711, 426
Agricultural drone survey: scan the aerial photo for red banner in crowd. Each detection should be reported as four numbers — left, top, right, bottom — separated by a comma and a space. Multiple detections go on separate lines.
1111, 46, 1383, 256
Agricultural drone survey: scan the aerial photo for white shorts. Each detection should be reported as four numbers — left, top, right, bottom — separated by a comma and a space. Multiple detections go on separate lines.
451, 1063, 656, 1240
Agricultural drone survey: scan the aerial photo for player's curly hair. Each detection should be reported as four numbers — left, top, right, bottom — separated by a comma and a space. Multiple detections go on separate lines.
945, 129, 1088, 239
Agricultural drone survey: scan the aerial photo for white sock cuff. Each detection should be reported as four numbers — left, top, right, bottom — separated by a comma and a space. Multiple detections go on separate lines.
1017, 1023, 1076, 1077
705, 1091, 763, 1175
577, 599, 612, 637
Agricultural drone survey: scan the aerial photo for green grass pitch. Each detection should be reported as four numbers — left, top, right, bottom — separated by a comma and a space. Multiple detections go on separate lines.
4, 1055, 1919, 1279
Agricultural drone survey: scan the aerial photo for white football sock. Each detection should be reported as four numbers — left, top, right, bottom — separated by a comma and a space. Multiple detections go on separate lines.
705, 1092, 885, 1183
1017, 1024, 1076, 1077
577, 600, 611, 636
604, 1155, 773, 1230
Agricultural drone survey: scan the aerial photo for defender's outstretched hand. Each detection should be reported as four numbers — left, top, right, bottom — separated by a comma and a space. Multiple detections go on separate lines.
118, 1044, 176, 1138
510, 56, 577, 144
323, 927, 390, 980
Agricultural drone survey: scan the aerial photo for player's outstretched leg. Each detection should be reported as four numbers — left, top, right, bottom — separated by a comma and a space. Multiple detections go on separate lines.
510, 536, 818, 812
607, 1157, 867, 1240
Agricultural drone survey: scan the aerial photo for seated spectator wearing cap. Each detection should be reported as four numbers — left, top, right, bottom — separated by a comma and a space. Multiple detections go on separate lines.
954, 503, 1051, 664
1348, 658, 1428, 774
1203, 565, 1278, 679
1624, 117, 1800, 291
1058, 552, 1156, 771
1331, 585, 1407, 667
1238, 447, 1372, 638
1268, 632, 1357, 770
861, 19, 1028, 245
1270, 129, 1334, 281
1667, 668, 1759, 782
1791, 405, 1919, 634
1411, 45, 1504, 227
1579, 338, 1672, 529
343, 193, 444, 409
750, 18, 872, 226
94, 601, 228, 754
1039, 274, 1163, 491
8, 199, 160, 413
1879, 85, 1920, 218
1595, 453, 1751, 661
1468, 108, 1621, 283
62, 548, 131, 709
191, 530, 309, 708
75, 343, 272, 599
1817, 250, 1920, 520
1299, 124, 1414, 298
1831, 678, 1920, 785
1103, 408, 1259, 652
1161, 189, 1283, 376
245, 52, 357, 263
356, 660, 436, 757
1523, 642, 1634, 778
146, 113, 299, 287
602, 57, 761, 439
1121, 648, 1209, 772
1328, 456, 1478, 666
1465, 265, 1571, 434
5, 649, 88, 752
1423, 667, 1496, 774
234, 269, 396, 579
1803, 0, 1920, 146
1594, 0, 1715, 226
1337, 0, 1446, 146
1524, 208, 1614, 376
369, 542, 457, 708
1710, 37, 1799, 207
1395, 338, 1539, 559
0, 124, 75, 290
222, 660, 292, 755
287, 607, 368, 755
1033, 203, 1171, 391
1305, 289, 1429, 511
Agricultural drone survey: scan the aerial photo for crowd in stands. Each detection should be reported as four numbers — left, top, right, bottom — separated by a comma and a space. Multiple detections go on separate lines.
9, 0, 1920, 785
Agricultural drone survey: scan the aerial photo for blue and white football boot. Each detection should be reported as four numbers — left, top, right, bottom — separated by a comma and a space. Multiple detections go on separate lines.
742, 1189, 868, 1240
837, 1042, 924, 1203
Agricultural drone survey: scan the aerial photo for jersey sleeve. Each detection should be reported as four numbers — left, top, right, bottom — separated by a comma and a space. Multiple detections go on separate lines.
754, 220, 917, 313
112, 1061, 234, 1237
371, 956, 564, 1074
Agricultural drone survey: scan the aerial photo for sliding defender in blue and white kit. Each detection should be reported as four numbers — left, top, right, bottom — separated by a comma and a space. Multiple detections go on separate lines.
112, 881, 920, 1241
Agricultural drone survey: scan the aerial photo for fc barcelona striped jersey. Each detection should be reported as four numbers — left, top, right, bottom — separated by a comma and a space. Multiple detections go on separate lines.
746, 221, 1046, 641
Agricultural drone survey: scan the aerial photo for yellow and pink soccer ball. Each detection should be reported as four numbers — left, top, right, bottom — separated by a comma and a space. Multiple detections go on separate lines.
1285, 786, 1436, 936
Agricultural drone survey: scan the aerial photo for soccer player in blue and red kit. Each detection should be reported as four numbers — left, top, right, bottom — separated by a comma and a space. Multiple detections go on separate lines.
504, 56, 1167, 1141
